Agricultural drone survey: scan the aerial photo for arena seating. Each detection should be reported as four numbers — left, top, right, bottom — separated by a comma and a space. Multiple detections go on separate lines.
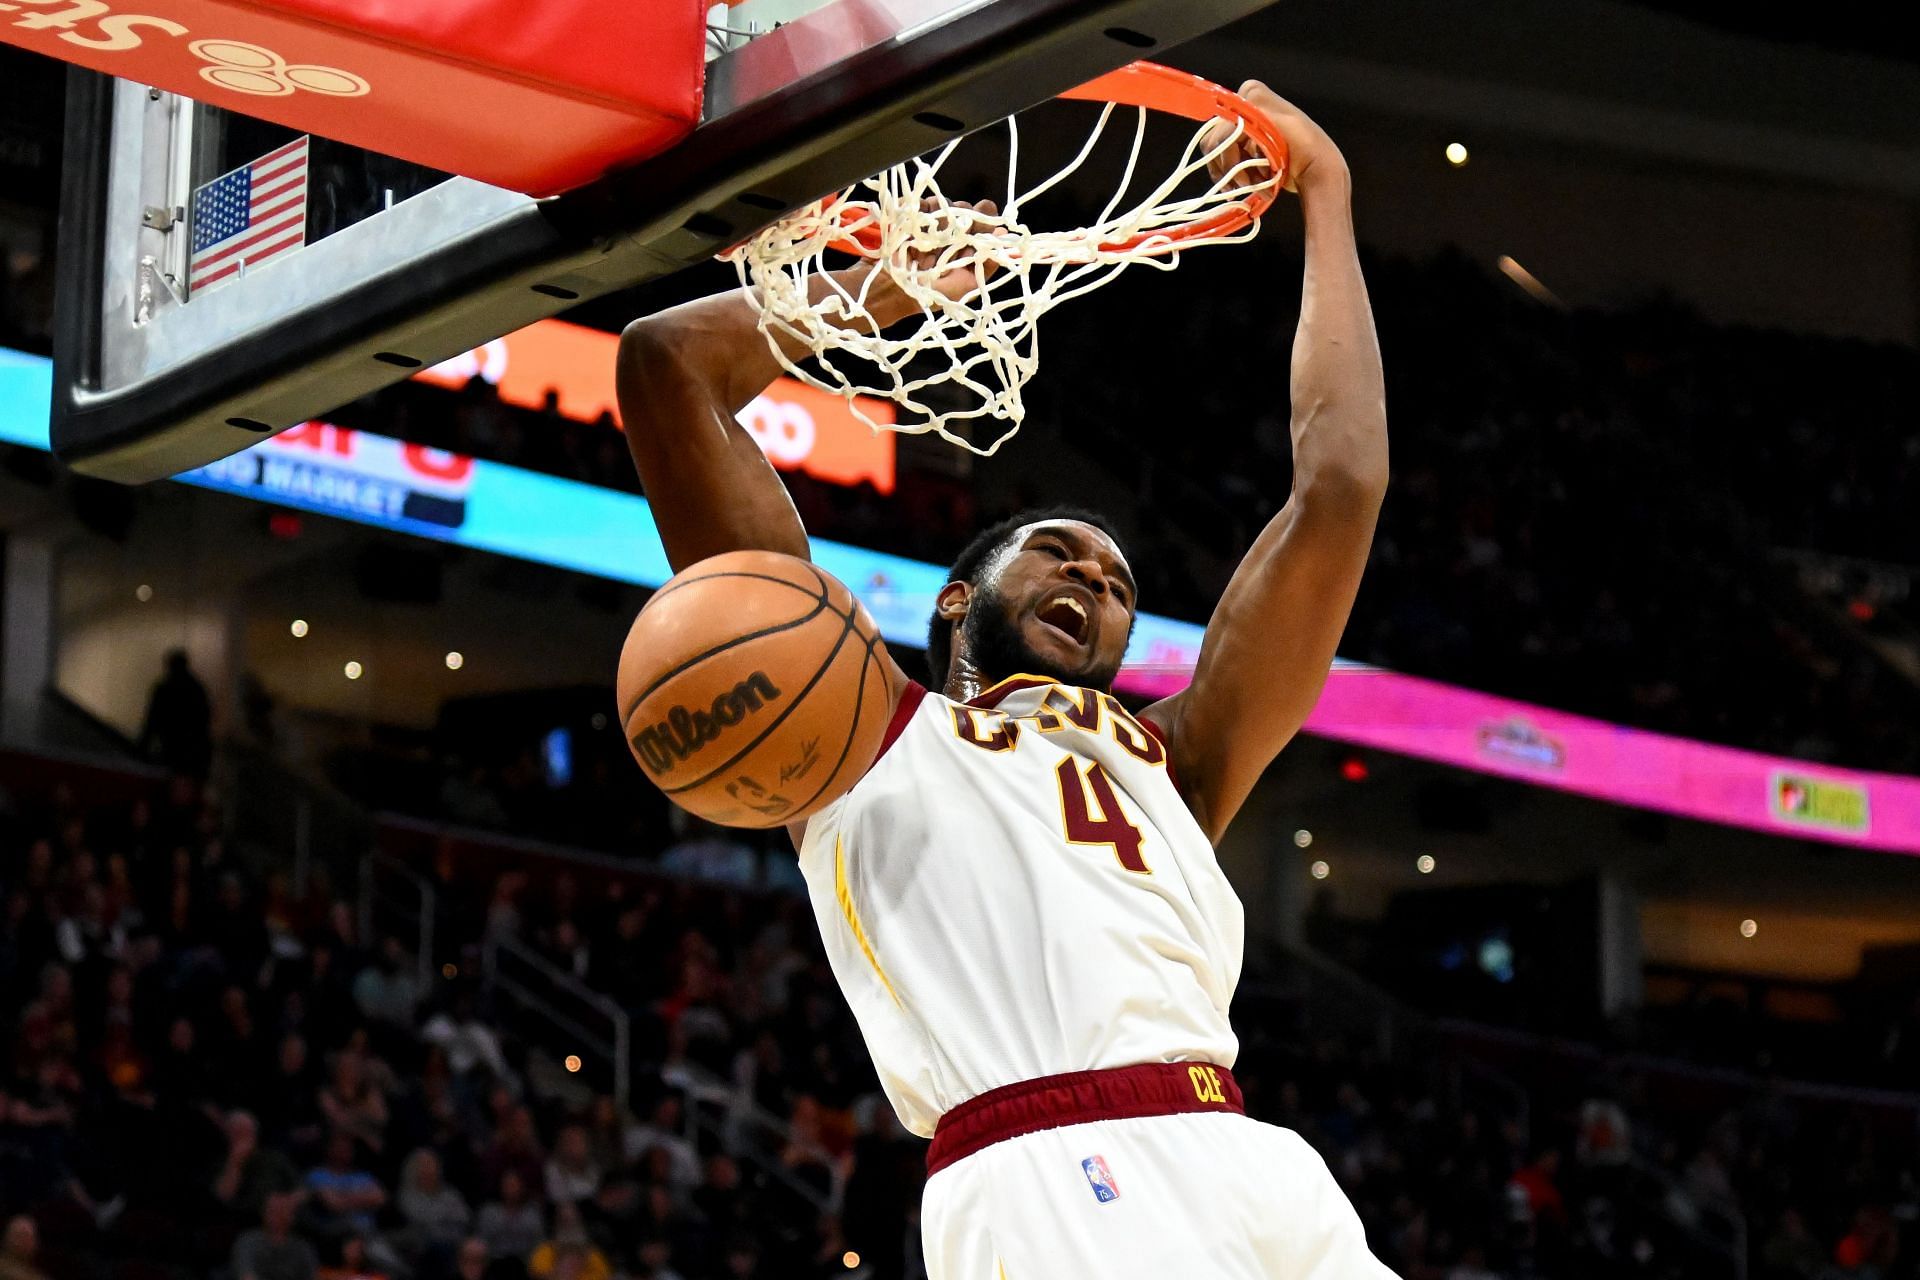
4, 755, 1917, 1280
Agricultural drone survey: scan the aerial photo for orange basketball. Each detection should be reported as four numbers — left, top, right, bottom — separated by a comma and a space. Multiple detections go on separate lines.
617, 551, 892, 829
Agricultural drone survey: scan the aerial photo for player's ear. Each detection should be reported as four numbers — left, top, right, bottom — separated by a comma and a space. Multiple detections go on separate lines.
936, 581, 971, 621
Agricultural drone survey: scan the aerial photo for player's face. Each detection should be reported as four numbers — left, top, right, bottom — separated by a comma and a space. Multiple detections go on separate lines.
965, 520, 1136, 690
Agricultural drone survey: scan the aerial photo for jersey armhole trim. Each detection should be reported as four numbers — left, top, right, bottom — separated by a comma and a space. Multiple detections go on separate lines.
1137, 713, 1184, 797
869, 680, 927, 774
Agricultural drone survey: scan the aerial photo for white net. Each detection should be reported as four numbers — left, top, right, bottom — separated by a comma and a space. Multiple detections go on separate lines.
722, 100, 1277, 455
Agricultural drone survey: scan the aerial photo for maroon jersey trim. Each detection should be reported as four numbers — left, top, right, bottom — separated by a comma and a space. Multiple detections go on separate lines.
873, 681, 928, 765
1137, 713, 1183, 795
964, 673, 1056, 710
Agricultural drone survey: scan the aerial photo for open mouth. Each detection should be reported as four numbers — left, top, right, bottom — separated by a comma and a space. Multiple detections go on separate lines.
1035, 592, 1091, 646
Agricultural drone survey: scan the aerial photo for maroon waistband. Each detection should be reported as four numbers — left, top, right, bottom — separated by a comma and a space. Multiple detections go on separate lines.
926, 1061, 1243, 1176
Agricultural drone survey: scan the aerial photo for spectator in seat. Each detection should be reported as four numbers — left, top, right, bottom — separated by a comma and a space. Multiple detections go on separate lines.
420, 987, 512, 1087
230, 1191, 319, 1280
0, 1217, 46, 1280
719, 1235, 760, 1280
1760, 1207, 1825, 1280
621, 1094, 698, 1190
397, 1147, 473, 1265
353, 938, 425, 1033
474, 1169, 544, 1265
1575, 1090, 1632, 1169
204, 874, 269, 987
543, 1124, 601, 1207
452, 1237, 490, 1280
305, 1131, 388, 1240
479, 1105, 545, 1195
149, 1015, 206, 1104
318, 1234, 389, 1280
303, 944, 361, 1051
390, 1048, 466, 1157
629, 1234, 685, 1280
692, 1155, 747, 1237
1445, 1243, 1500, 1280
657, 821, 757, 888
582, 1096, 626, 1178
261, 1033, 327, 1160
318, 1049, 389, 1156
212, 1110, 301, 1225
543, 919, 590, 982
18, 963, 77, 1068
527, 1205, 609, 1280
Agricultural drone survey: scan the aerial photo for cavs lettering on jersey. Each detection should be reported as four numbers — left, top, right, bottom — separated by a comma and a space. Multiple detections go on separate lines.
797, 675, 1245, 1139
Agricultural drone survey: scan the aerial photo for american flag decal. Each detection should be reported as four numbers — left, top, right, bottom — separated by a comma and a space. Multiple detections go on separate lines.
189, 136, 309, 295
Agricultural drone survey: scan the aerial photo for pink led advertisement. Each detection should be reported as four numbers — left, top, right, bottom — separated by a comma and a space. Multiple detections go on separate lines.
1117, 664, 1920, 855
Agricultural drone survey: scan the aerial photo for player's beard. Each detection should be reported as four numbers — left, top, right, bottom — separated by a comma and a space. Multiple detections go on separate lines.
960, 580, 1124, 692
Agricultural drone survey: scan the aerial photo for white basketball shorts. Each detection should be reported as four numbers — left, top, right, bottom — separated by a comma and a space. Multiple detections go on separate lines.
921, 1108, 1400, 1279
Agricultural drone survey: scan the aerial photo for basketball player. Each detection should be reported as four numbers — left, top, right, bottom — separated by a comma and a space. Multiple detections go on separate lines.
618, 83, 1392, 1278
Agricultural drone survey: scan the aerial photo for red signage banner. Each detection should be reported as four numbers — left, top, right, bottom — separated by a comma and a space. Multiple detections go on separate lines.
417, 320, 897, 494
0, 0, 702, 194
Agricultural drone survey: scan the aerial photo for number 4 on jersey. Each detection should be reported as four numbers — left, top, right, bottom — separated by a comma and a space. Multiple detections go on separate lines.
1055, 758, 1150, 874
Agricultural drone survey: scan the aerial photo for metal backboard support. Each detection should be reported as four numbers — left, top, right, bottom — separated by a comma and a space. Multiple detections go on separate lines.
53, 0, 1281, 483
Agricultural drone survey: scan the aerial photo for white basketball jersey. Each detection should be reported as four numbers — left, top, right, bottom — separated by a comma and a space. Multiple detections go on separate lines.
797, 675, 1244, 1139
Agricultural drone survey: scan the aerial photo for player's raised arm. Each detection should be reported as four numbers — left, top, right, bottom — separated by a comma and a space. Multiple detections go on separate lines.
617, 201, 996, 574
1143, 86, 1388, 843
618, 270, 861, 572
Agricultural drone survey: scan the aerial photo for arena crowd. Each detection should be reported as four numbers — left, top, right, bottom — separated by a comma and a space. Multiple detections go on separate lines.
4, 766, 1917, 1280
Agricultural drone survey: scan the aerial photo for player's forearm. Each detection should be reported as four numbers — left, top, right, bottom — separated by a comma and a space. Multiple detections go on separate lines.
621, 263, 916, 416
618, 269, 916, 569
1287, 173, 1388, 501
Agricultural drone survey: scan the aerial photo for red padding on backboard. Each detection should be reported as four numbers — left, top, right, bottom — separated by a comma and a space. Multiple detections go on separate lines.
0, 0, 706, 195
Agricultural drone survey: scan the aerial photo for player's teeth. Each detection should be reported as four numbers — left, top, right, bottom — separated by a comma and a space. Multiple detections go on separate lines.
1055, 597, 1087, 619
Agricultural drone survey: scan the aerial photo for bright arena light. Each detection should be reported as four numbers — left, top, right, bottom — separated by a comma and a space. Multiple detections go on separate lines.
842, 1253, 860, 1269
1293, 829, 1313, 848
564, 1054, 583, 1073
1310, 860, 1331, 880
1445, 142, 1469, 166
344, 661, 363, 680
445, 651, 465, 671
290, 619, 309, 638
134, 584, 153, 602
1417, 855, 1436, 874
1740, 919, 1759, 938
1497, 255, 1565, 308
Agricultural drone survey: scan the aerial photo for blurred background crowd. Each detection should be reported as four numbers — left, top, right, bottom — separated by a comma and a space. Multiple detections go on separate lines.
5, 770, 1918, 1280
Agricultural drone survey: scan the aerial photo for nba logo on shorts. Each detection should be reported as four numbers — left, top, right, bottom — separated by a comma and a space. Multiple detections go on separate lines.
1081, 1155, 1121, 1203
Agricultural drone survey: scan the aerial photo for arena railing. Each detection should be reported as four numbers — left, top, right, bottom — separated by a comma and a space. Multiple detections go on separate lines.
482, 929, 633, 1114
662, 1057, 844, 1216
358, 809, 853, 1221
374, 813, 851, 1215
221, 739, 376, 896
359, 849, 437, 994
1623, 1154, 1749, 1280
1256, 943, 1752, 1279
1248, 942, 1536, 1136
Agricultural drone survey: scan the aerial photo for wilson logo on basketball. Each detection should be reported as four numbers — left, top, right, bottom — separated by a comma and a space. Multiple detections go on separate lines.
631, 673, 783, 777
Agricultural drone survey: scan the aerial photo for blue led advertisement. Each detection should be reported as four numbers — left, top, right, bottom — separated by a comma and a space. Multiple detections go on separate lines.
0, 350, 1207, 666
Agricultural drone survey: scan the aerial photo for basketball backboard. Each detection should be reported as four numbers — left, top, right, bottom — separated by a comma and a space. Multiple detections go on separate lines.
50, 0, 1280, 484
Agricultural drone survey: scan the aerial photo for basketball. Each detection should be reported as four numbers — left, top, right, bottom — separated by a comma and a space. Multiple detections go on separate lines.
616, 550, 892, 828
